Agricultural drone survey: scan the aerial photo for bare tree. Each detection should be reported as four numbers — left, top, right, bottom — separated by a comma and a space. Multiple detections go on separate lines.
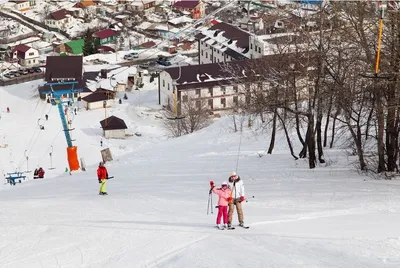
163, 94, 211, 137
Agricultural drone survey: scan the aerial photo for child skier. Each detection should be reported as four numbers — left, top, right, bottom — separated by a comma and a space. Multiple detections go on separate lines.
210, 181, 232, 230
97, 162, 109, 195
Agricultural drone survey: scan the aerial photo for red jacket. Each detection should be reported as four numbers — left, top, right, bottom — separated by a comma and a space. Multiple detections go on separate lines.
97, 166, 108, 180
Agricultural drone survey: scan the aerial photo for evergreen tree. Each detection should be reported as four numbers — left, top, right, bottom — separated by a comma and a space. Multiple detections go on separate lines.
82, 29, 95, 56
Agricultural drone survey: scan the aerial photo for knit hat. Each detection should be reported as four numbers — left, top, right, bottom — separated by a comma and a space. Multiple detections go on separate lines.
231, 171, 237, 176
221, 181, 228, 186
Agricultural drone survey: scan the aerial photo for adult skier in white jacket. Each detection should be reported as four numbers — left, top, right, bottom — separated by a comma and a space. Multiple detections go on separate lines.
228, 171, 245, 227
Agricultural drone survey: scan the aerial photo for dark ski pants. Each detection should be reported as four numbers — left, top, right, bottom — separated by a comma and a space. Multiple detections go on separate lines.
216, 205, 228, 224
228, 198, 244, 224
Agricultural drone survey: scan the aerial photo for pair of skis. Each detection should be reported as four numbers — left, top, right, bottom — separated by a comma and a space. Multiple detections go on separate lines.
215, 225, 249, 230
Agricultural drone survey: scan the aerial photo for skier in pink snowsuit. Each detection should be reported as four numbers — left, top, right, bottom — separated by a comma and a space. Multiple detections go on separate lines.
210, 181, 232, 229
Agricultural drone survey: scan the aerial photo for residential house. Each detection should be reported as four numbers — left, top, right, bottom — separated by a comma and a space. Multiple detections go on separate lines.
138, 22, 180, 39
93, 29, 116, 45
73, 0, 96, 9
10, 0, 31, 14
38, 82, 92, 101
10, 44, 39, 67
195, 22, 250, 65
45, 9, 73, 31
99, 116, 128, 139
64, 39, 84, 55
42, 32, 57, 43
172, 0, 204, 19
125, 0, 156, 16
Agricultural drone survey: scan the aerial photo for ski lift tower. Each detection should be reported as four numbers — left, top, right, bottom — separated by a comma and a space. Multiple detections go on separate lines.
40, 56, 84, 171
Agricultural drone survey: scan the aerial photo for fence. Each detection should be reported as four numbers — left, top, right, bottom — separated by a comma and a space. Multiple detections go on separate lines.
0, 73, 44, 86
9, 10, 71, 39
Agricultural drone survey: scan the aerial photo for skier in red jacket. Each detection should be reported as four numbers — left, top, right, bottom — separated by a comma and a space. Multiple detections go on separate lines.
97, 162, 108, 195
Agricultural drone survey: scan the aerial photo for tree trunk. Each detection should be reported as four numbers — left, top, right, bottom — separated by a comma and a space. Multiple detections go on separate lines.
316, 112, 325, 163
386, 83, 397, 172
365, 105, 374, 140
376, 89, 386, 173
323, 96, 332, 147
277, 113, 298, 160
330, 108, 340, 148
299, 127, 308, 158
267, 109, 277, 154
307, 115, 317, 169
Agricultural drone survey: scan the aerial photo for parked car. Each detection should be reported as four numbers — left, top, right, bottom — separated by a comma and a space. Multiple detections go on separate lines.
124, 52, 139, 60
28, 68, 35, 74
33, 67, 42, 73
19, 69, 28, 75
157, 56, 171, 66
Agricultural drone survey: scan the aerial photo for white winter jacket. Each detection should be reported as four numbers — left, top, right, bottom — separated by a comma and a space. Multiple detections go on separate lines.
229, 178, 245, 199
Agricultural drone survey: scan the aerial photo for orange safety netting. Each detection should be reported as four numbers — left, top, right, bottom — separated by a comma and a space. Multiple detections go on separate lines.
67, 146, 80, 171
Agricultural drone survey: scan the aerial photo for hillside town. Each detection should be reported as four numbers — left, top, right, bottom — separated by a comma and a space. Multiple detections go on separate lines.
0, 0, 330, 112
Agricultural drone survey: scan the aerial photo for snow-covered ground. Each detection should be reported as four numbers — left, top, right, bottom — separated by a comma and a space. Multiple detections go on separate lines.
1, 78, 400, 267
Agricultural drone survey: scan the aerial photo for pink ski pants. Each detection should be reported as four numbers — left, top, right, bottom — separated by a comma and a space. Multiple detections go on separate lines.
216, 205, 228, 224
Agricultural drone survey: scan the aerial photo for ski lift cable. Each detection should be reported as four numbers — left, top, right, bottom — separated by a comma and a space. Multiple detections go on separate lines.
37, 128, 63, 165
16, 103, 51, 169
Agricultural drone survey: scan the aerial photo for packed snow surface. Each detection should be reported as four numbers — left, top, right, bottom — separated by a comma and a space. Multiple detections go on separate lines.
0, 78, 400, 268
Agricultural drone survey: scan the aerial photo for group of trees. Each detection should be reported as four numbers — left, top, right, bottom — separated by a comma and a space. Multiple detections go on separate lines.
163, 2, 400, 176
227, 2, 400, 175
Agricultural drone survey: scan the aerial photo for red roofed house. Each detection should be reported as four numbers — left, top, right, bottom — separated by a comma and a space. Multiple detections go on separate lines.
173, 0, 205, 19
9, 44, 39, 67
45, 9, 73, 31
93, 29, 116, 45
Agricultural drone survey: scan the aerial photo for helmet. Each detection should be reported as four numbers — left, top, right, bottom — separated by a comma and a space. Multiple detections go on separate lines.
221, 181, 228, 186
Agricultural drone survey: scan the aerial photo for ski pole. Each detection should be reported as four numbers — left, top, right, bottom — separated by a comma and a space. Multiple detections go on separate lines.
210, 194, 213, 214
207, 192, 211, 215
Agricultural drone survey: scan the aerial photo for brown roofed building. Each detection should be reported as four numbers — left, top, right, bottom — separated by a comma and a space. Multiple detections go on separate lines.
45, 56, 83, 82
158, 53, 312, 115
8, 44, 39, 67
45, 9, 73, 30
195, 22, 251, 65
100, 116, 128, 139
173, 0, 204, 19
81, 90, 115, 110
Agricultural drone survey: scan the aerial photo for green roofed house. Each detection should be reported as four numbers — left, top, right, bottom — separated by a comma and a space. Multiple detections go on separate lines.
64, 39, 84, 55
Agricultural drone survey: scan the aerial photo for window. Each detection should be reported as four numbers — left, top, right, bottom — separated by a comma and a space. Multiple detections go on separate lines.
196, 100, 201, 108
233, 85, 238, 93
251, 43, 253, 49
201, 50, 203, 56
221, 86, 226, 95
208, 99, 213, 108
196, 89, 201, 95
208, 87, 213, 96
245, 95, 250, 104
221, 98, 226, 107
255, 45, 258, 51
233, 96, 238, 104
168, 83, 170, 90
206, 52, 208, 58
258, 47, 261, 53
29, 52, 34, 56
182, 95, 188, 102
214, 56, 216, 62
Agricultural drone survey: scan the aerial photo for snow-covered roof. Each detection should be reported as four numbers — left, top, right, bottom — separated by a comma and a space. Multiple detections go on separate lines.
88, 66, 138, 91
168, 16, 193, 25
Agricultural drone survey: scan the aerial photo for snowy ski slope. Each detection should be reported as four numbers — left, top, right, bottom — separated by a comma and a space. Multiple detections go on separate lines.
0, 79, 400, 268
